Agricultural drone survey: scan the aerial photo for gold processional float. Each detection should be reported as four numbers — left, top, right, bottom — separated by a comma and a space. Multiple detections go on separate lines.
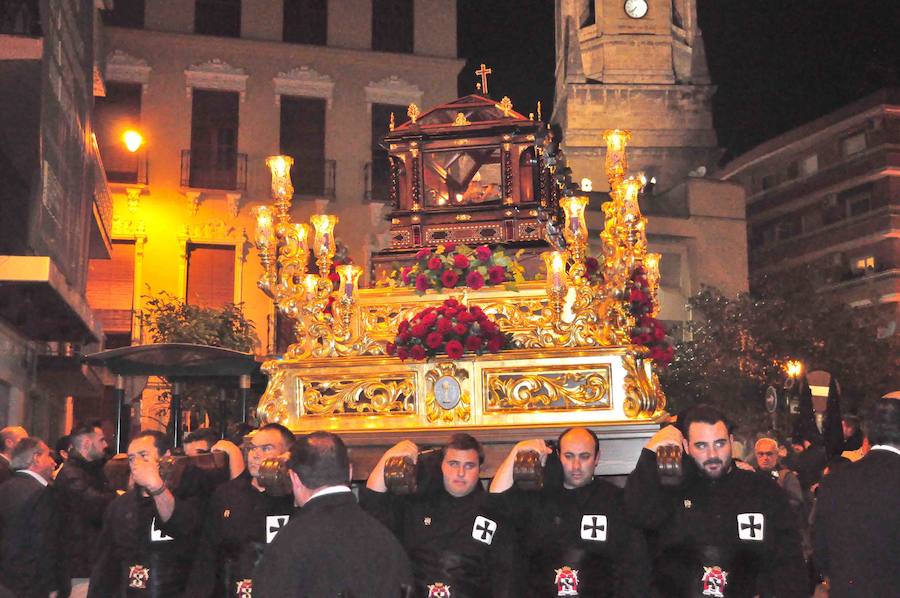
251, 92, 669, 474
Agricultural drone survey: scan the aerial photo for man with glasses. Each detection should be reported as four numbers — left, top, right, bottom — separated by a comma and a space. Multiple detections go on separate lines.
185, 423, 296, 597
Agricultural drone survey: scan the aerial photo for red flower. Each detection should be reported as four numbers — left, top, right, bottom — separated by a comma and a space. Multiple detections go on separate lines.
397, 346, 409, 361
474, 245, 492, 261
441, 270, 459, 288
486, 336, 504, 353
457, 311, 475, 324
415, 274, 429, 293
427, 257, 443, 270
488, 266, 506, 284
410, 344, 427, 360
444, 298, 460, 308
470, 306, 485, 318
443, 307, 458, 319
443, 242, 457, 252
465, 270, 485, 290
328, 272, 340, 285
415, 248, 431, 259
386, 342, 397, 356
411, 324, 428, 339
421, 313, 437, 327
481, 321, 499, 336
453, 254, 470, 269
437, 317, 453, 333
445, 340, 464, 359
398, 320, 410, 334
401, 267, 412, 284
465, 335, 483, 351
426, 332, 443, 350
453, 323, 468, 336
653, 324, 667, 341
397, 332, 410, 345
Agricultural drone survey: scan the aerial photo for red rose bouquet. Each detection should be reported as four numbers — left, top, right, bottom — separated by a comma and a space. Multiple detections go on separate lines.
393, 243, 524, 295
628, 267, 675, 365
386, 298, 512, 361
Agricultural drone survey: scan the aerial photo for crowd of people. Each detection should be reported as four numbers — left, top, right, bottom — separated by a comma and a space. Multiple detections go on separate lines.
0, 396, 896, 597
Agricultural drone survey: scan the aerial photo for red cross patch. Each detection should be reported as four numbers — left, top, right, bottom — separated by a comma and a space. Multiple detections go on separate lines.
235, 578, 253, 596
127, 564, 150, 589
554, 566, 579, 596
701, 565, 728, 597
427, 582, 451, 597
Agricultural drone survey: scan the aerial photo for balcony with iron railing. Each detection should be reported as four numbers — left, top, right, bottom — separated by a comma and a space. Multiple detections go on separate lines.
181, 147, 247, 191
293, 158, 335, 199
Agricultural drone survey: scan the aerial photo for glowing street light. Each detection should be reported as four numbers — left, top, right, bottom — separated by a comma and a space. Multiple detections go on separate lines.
123, 129, 144, 153
785, 360, 804, 379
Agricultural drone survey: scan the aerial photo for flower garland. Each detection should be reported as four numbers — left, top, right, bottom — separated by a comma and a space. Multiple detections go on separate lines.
386, 298, 511, 361
628, 266, 675, 365
386, 243, 524, 295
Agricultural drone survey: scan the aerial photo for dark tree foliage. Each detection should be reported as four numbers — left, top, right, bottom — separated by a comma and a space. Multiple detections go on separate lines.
660, 266, 899, 428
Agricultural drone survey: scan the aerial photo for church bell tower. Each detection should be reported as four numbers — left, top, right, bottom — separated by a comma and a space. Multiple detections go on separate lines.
553, 0, 718, 191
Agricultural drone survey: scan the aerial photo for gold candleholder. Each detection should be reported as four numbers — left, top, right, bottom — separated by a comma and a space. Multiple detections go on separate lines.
560, 195, 589, 283
542, 250, 570, 325
310, 214, 338, 279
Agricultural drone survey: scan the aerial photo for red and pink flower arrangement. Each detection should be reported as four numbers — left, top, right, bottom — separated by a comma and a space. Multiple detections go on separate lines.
628, 267, 675, 365
396, 243, 524, 295
386, 298, 512, 361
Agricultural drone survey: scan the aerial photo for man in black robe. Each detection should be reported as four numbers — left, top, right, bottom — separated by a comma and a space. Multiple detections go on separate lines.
362, 433, 515, 598
185, 423, 296, 597
0, 437, 69, 598
0, 426, 27, 484
88, 430, 202, 597
254, 431, 413, 597
625, 404, 806, 597
490, 427, 649, 597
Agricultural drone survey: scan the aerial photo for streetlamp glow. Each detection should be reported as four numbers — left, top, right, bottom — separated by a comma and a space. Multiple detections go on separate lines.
123, 129, 143, 153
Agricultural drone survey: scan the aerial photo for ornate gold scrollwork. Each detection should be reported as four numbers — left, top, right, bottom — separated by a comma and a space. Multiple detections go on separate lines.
486, 369, 611, 411
623, 355, 666, 419
424, 363, 471, 423
257, 363, 292, 426
304, 377, 416, 416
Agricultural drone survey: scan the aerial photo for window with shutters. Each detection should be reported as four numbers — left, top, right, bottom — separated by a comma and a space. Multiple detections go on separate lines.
371, 103, 405, 201
102, 0, 145, 28
195, 0, 241, 38
280, 96, 327, 196
189, 90, 240, 189
86, 240, 136, 335
186, 244, 235, 308
283, 0, 327, 45
372, 0, 413, 53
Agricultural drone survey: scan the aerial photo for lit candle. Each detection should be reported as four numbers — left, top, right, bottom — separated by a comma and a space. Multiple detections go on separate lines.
303, 274, 320, 299
542, 250, 569, 294
252, 205, 274, 250
265, 155, 295, 201
560, 196, 589, 243
621, 177, 644, 219
310, 214, 338, 258
337, 264, 362, 300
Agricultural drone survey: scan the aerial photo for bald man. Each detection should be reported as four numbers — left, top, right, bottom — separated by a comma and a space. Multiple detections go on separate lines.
0, 426, 28, 484
755, 437, 804, 512
491, 427, 649, 596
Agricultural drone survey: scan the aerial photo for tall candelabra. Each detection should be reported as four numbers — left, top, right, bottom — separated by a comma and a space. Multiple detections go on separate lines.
253, 155, 362, 358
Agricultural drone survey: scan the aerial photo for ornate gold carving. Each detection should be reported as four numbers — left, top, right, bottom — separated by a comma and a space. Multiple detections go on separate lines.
486, 368, 610, 411
455, 214, 472, 221
452, 112, 471, 127
257, 364, 292, 425
407, 103, 420, 125
425, 363, 471, 423
497, 96, 513, 117
623, 355, 666, 419
304, 376, 416, 416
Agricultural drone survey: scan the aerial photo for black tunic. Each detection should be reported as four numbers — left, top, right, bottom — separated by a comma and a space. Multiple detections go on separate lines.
496, 477, 649, 597
361, 484, 515, 598
87, 489, 201, 598
185, 472, 295, 597
625, 448, 806, 598
253, 490, 413, 598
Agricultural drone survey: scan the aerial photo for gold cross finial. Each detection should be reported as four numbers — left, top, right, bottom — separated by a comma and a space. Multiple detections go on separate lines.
498, 96, 513, 117
537, 100, 542, 122
389, 112, 395, 131
475, 63, 493, 96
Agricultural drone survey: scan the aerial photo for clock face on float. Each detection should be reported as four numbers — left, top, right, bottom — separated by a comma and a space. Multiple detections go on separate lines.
624, 0, 649, 19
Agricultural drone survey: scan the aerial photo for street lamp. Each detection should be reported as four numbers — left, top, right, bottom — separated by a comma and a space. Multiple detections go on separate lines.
123, 129, 144, 153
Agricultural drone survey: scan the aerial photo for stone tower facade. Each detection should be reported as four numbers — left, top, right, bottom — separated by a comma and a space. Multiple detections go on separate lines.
553, 0, 718, 191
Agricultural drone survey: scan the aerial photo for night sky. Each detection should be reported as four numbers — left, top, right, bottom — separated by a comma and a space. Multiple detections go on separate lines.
458, 0, 900, 162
